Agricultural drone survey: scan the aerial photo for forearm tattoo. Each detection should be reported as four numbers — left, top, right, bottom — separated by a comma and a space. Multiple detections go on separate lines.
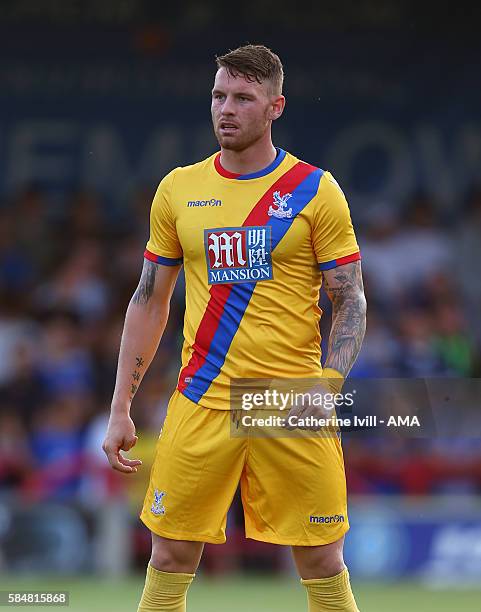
323, 261, 367, 377
129, 356, 144, 401
132, 260, 158, 305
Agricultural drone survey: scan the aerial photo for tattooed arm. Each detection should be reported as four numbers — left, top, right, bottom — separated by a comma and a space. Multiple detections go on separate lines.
286, 260, 366, 429
322, 260, 367, 377
103, 259, 181, 473
112, 259, 180, 405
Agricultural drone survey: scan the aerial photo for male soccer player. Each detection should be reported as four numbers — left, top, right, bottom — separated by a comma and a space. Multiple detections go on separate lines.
103, 45, 366, 612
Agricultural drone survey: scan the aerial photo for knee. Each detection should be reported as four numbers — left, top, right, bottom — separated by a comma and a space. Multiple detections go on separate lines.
150, 534, 202, 574
311, 554, 345, 579
293, 538, 346, 580
150, 549, 186, 574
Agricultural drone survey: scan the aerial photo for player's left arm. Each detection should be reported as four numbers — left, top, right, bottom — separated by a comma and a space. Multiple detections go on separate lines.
286, 260, 366, 429
322, 260, 367, 377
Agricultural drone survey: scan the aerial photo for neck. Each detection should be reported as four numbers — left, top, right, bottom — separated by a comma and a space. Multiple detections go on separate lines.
220, 134, 277, 175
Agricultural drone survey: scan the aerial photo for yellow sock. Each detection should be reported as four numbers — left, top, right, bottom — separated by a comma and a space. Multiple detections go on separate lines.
137, 563, 194, 612
301, 567, 359, 611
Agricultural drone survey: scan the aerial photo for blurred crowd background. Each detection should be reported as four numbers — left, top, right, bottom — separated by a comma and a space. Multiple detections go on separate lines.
1, 0, 480, 581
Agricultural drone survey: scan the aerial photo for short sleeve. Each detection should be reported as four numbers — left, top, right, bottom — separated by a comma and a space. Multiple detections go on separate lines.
312, 171, 361, 271
144, 169, 183, 266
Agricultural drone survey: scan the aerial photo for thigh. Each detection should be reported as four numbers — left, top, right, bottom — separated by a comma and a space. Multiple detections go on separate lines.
140, 391, 246, 544
242, 433, 349, 546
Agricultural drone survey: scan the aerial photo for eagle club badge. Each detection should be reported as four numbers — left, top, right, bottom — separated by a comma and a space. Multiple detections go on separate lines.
268, 191, 293, 218
204, 226, 273, 285
151, 489, 166, 516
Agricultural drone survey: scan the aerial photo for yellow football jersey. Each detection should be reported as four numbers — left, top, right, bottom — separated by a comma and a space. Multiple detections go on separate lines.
145, 149, 360, 409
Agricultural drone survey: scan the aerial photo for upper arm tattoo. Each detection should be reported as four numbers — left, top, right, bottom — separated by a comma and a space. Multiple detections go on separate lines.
323, 261, 367, 377
132, 260, 158, 305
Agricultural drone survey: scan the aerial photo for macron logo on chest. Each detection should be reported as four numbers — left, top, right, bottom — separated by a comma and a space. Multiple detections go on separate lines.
187, 198, 222, 207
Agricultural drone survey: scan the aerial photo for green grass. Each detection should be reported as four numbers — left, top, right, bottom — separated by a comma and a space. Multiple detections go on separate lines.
1, 575, 480, 611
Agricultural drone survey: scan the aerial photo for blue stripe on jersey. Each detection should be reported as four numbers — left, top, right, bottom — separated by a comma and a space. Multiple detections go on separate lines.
237, 148, 287, 180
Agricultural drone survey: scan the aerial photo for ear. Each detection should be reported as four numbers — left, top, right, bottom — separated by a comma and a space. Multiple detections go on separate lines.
269, 95, 285, 121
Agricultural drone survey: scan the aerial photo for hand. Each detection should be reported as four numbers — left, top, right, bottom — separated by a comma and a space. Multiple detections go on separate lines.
286, 381, 339, 433
102, 413, 143, 474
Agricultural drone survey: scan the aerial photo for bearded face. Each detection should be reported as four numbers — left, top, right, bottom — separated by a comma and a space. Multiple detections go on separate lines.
211, 68, 276, 152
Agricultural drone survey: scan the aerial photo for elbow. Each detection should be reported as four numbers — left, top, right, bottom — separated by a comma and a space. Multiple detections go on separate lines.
357, 292, 367, 328
128, 297, 170, 325
359, 292, 367, 317
331, 290, 367, 326
147, 301, 170, 326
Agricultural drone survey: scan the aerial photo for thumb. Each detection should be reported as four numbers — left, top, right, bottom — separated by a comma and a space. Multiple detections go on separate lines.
122, 435, 138, 451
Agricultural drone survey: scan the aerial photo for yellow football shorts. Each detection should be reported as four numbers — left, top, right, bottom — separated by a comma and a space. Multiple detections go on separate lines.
140, 390, 349, 546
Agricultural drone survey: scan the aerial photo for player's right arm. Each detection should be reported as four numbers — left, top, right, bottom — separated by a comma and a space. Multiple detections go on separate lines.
103, 170, 183, 473
102, 260, 181, 473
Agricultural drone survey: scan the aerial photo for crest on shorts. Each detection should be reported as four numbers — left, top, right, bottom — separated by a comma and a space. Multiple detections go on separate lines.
151, 489, 166, 516
268, 191, 293, 219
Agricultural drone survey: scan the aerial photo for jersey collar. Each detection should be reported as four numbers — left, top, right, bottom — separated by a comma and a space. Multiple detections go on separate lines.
214, 148, 287, 180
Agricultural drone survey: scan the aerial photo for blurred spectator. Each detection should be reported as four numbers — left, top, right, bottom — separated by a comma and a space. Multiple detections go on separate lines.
61, 190, 108, 241
0, 294, 40, 385
34, 241, 110, 322
395, 194, 452, 288
9, 187, 55, 275
0, 412, 33, 490
26, 391, 92, 501
0, 338, 45, 424
350, 312, 401, 377
37, 311, 94, 395
456, 188, 481, 344
359, 205, 403, 304
432, 302, 475, 375
0, 210, 35, 293
396, 309, 446, 376
361, 195, 453, 306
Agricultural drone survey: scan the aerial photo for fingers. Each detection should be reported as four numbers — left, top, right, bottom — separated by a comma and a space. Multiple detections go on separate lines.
298, 405, 325, 431
118, 454, 143, 469
104, 449, 134, 473
107, 451, 141, 473
285, 403, 337, 433
285, 403, 306, 430
103, 439, 141, 473
231, 409, 243, 429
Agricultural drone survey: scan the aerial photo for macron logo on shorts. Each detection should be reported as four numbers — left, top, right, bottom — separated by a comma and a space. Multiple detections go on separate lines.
309, 514, 345, 524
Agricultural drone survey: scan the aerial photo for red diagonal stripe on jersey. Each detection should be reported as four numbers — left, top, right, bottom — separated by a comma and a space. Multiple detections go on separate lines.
177, 160, 316, 393
243, 162, 316, 227
177, 283, 233, 393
